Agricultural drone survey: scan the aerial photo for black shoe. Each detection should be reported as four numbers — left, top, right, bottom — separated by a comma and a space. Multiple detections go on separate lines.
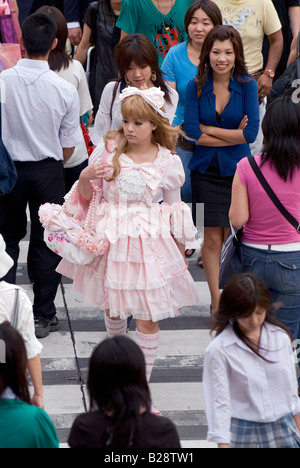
50, 316, 60, 333
35, 316, 60, 339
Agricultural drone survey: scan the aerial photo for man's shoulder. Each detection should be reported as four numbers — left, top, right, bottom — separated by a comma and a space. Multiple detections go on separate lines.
0, 68, 15, 79
43, 69, 78, 97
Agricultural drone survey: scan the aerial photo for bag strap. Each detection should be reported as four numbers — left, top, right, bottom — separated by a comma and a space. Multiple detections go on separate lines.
84, 145, 111, 228
11, 288, 19, 329
248, 156, 300, 233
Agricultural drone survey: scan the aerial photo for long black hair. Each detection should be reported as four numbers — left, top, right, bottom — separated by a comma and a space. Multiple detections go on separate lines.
261, 91, 300, 181
213, 274, 292, 360
196, 25, 250, 98
87, 335, 152, 448
0, 322, 31, 403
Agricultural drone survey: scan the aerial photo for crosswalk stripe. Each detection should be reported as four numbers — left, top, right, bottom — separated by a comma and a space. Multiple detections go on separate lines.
17, 236, 215, 448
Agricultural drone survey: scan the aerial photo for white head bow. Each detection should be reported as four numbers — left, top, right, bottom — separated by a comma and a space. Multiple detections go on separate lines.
119, 86, 169, 119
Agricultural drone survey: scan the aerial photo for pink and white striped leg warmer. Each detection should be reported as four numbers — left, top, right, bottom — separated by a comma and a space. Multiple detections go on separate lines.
105, 315, 127, 338
136, 330, 159, 382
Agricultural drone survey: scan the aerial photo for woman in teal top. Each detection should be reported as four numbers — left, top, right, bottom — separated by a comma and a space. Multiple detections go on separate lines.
117, 0, 195, 67
0, 322, 59, 449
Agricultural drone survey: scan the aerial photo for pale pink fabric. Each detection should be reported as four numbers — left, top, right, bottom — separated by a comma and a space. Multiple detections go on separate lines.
136, 330, 159, 382
104, 315, 127, 337
57, 143, 199, 322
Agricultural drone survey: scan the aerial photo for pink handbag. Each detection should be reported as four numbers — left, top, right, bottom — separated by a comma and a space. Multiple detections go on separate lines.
39, 147, 111, 265
0, 42, 21, 70
39, 184, 108, 265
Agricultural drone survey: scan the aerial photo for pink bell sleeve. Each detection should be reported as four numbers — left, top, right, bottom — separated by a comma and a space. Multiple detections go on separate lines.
162, 154, 198, 249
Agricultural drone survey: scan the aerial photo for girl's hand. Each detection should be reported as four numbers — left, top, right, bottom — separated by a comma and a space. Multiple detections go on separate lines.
238, 115, 248, 130
80, 163, 112, 181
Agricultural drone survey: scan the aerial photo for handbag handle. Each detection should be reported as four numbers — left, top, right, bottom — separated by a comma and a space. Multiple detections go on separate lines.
65, 145, 111, 230
85, 147, 110, 228
248, 156, 300, 233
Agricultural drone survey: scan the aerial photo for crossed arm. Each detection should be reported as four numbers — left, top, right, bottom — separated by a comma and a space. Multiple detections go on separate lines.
197, 116, 248, 147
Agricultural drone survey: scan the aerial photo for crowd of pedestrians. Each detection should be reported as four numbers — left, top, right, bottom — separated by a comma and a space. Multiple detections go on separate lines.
0, 0, 300, 450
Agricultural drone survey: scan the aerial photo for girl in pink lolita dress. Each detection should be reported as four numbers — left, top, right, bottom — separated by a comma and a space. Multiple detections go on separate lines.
57, 87, 199, 384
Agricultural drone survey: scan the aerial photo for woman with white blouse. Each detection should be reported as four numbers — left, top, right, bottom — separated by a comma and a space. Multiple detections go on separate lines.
0, 235, 44, 408
92, 34, 178, 146
203, 273, 300, 449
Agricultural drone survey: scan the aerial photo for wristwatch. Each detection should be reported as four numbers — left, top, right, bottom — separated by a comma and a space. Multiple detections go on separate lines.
263, 69, 275, 78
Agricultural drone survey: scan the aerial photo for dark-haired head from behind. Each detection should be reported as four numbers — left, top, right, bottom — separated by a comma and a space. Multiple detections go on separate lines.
21, 13, 58, 59
0, 322, 31, 404
36, 6, 72, 72
87, 335, 152, 448
261, 91, 300, 181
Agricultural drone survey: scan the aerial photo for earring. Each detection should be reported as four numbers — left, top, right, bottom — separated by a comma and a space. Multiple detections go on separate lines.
151, 71, 157, 82
125, 75, 131, 85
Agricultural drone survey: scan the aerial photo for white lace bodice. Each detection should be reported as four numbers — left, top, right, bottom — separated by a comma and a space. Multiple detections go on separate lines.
116, 169, 147, 203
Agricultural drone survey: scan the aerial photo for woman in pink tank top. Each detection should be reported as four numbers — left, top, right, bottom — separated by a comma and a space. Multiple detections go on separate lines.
229, 92, 300, 392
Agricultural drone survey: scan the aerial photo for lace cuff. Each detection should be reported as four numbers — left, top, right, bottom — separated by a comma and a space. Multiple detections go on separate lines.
170, 202, 198, 249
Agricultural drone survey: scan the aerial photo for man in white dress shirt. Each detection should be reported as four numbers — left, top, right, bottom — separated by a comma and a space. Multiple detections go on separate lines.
0, 13, 83, 338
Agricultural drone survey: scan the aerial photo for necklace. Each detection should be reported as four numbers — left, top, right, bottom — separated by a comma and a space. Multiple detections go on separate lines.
155, 0, 175, 33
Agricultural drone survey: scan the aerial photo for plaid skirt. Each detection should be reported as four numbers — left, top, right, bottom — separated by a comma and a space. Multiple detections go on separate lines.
230, 414, 300, 448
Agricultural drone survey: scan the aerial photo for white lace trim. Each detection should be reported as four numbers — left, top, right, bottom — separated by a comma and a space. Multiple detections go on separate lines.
105, 278, 166, 290
108, 308, 180, 322
116, 170, 146, 202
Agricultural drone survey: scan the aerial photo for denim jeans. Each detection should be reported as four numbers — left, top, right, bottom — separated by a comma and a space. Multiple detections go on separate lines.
242, 245, 300, 382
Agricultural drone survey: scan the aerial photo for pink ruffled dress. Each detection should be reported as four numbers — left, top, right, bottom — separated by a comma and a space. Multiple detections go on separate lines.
57, 143, 199, 322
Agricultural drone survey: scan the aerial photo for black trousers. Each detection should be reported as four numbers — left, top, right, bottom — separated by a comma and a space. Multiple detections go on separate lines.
0, 158, 65, 320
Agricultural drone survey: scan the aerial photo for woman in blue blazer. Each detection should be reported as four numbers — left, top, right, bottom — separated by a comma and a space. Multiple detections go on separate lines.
184, 25, 259, 314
